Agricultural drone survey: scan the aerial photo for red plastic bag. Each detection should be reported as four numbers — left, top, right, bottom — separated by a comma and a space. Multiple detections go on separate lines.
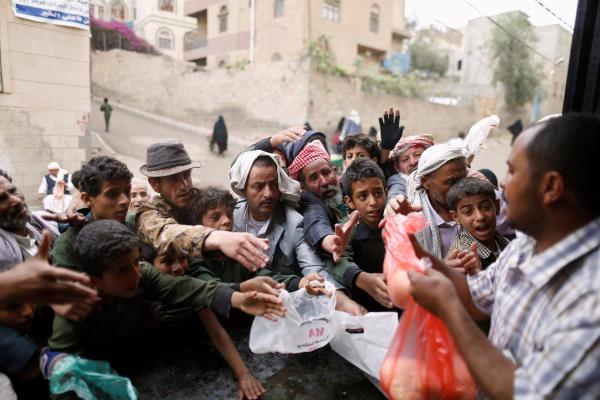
380, 213, 476, 400
382, 212, 429, 308
380, 300, 476, 400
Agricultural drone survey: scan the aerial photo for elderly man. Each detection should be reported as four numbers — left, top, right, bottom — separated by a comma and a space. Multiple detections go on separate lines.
128, 178, 150, 213
230, 150, 366, 315
37, 162, 72, 200
408, 113, 600, 399
0, 170, 59, 269
387, 134, 434, 198
399, 143, 468, 258
0, 171, 94, 397
137, 139, 271, 272
287, 140, 352, 259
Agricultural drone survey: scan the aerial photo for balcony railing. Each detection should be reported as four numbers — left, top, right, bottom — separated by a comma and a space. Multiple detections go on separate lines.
185, 37, 207, 51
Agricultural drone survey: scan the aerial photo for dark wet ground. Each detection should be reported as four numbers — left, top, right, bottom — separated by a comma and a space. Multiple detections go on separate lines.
130, 325, 385, 400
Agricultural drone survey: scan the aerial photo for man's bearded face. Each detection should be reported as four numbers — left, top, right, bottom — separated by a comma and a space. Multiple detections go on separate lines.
0, 176, 30, 233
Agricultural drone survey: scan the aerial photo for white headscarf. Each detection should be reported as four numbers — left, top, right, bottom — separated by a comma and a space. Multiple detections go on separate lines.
229, 150, 301, 207
406, 143, 465, 202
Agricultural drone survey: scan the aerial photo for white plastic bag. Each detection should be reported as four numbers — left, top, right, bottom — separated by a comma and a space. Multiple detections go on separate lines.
464, 115, 500, 157
249, 282, 336, 354
329, 311, 398, 379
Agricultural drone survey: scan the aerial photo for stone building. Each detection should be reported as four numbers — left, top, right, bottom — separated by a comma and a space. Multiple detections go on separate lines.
414, 22, 463, 79
0, 1, 90, 204
90, 0, 196, 60
460, 10, 572, 118
183, 0, 409, 70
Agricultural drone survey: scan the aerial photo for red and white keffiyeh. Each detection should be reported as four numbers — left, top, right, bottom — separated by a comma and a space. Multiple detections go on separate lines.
287, 140, 331, 180
390, 134, 434, 160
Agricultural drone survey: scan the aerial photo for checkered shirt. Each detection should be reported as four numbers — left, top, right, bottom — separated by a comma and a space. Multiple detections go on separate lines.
467, 217, 600, 399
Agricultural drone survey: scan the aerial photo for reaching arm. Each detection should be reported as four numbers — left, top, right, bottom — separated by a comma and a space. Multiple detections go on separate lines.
198, 309, 265, 400
409, 234, 488, 321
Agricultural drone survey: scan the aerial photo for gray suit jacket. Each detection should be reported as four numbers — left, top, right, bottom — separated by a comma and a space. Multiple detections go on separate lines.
0, 212, 59, 270
233, 201, 340, 287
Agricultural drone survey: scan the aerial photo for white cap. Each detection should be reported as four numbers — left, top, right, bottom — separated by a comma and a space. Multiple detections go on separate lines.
47, 162, 61, 170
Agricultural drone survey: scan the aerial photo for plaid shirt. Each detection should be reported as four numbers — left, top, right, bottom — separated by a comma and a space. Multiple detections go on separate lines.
467, 217, 600, 399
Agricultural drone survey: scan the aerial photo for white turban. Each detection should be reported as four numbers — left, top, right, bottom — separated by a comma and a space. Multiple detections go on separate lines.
406, 143, 465, 202
229, 150, 301, 207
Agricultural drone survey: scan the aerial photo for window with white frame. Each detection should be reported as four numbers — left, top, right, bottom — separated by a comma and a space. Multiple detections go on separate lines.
157, 28, 174, 50
322, 0, 340, 22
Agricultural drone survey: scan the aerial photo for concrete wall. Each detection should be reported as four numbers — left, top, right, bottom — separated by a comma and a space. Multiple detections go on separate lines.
92, 49, 478, 143
307, 72, 478, 141
92, 49, 310, 140
0, 2, 90, 204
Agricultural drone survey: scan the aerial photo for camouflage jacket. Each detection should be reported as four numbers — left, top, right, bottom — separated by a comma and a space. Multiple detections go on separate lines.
135, 196, 213, 260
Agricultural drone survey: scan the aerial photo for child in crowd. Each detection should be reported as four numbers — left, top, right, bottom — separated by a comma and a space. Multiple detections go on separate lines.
144, 248, 266, 399
0, 299, 48, 397
341, 134, 379, 171
47, 221, 286, 380
172, 187, 327, 293
447, 177, 510, 272
328, 159, 392, 311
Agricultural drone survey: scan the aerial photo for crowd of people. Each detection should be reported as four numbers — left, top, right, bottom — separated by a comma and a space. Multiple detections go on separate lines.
0, 109, 599, 399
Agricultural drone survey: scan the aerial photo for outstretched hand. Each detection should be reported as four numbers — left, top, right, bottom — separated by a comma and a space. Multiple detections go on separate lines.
270, 126, 306, 147
205, 230, 270, 272
299, 273, 332, 296
378, 108, 404, 150
42, 212, 88, 227
236, 371, 265, 400
332, 210, 360, 263
382, 194, 423, 220
240, 276, 283, 297
232, 291, 287, 321
0, 231, 99, 305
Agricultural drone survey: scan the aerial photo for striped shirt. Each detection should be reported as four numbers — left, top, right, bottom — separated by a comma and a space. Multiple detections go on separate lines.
467, 217, 600, 399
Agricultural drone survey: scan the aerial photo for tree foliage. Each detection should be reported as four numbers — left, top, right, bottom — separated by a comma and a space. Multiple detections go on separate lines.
489, 13, 541, 108
409, 40, 449, 77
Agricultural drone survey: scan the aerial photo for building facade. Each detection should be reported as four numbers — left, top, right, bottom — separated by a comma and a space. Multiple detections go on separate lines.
90, 0, 196, 60
183, 0, 409, 70
460, 11, 572, 118
0, 1, 90, 204
414, 22, 463, 79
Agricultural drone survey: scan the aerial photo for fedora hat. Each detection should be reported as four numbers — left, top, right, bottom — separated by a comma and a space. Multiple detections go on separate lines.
140, 139, 201, 177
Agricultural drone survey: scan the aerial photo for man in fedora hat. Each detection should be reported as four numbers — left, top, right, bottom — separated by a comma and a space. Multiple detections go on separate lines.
136, 139, 271, 271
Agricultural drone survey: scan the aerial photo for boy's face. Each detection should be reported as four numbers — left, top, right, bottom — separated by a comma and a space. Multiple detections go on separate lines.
450, 194, 498, 243
83, 179, 131, 223
93, 248, 141, 298
153, 248, 189, 277
344, 145, 375, 169
345, 177, 386, 228
0, 302, 35, 332
201, 205, 233, 231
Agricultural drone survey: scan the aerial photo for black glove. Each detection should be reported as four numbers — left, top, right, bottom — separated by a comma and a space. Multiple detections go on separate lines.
378, 109, 404, 150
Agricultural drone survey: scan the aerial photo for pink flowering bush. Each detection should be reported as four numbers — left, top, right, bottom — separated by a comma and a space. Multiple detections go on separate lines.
91, 16, 157, 54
